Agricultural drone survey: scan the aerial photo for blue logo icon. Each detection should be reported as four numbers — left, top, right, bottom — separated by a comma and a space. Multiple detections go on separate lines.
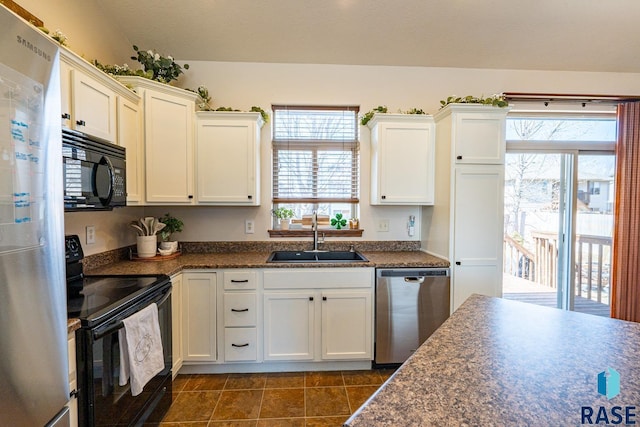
597, 367, 620, 400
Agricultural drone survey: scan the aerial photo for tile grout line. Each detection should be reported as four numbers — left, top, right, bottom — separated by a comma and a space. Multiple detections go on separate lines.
207, 374, 228, 423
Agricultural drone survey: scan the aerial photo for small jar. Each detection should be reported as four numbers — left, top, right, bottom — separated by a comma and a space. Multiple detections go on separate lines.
349, 218, 359, 229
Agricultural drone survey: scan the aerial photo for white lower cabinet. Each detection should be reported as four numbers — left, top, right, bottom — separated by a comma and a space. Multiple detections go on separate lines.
182, 272, 217, 362
170, 273, 183, 376
67, 333, 78, 427
321, 291, 372, 360
263, 292, 315, 361
179, 268, 374, 370
263, 268, 374, 362
451, 166, 504, 309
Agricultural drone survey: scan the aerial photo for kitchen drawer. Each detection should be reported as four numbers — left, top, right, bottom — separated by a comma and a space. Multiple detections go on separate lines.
224, 327, 257, 361
224, 271, 257, 290
224, 293, 257, 327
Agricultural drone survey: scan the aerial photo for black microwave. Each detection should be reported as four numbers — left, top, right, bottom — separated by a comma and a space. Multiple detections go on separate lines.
62, 129, 126, 211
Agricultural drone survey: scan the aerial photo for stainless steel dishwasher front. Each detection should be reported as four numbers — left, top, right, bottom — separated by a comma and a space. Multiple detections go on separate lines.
375, 268, 450, 366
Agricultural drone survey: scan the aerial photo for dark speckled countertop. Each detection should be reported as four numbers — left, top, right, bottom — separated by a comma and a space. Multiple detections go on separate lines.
84, 250, 449, 276
345, 294, 640, 427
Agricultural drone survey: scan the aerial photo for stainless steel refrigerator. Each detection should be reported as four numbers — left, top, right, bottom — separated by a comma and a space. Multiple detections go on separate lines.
0, 5, 70, 427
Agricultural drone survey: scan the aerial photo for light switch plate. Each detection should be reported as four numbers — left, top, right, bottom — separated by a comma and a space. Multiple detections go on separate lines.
245, 220, 255, 234
377, 219, 389, 232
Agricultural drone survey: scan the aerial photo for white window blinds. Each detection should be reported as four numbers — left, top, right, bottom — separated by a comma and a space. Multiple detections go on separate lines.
272, 105, 359, 204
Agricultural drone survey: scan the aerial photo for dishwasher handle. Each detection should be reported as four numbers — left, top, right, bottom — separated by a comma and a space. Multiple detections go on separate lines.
404, 276, 425, 284
378, 269, 450, 278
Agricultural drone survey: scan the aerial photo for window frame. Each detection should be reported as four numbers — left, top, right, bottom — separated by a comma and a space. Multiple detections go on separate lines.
270, 104, 362, 236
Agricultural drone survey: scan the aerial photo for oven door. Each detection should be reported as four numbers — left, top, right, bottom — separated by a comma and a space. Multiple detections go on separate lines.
76, 286, 172, 426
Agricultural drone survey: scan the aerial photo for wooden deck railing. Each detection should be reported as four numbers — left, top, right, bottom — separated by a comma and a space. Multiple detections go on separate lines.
503, 233, 612, 304
503, 235, 535, 280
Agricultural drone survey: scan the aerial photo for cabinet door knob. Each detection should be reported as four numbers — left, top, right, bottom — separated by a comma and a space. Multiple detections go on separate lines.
188, 195, 194, 199
322, 296, 327, 301
76, 120, 86, 126
455, 261, 461, 265
61, 113, 71, 120
381, 195, 386, 199
248, 195, 252, 199
309, 296, 314, 301
456, 155, 463, 160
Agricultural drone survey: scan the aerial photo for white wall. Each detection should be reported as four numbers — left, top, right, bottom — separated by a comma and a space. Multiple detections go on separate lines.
64, 207, 144, 256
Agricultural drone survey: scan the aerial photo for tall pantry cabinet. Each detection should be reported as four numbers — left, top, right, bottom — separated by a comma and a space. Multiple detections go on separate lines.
423, 104, 510, 312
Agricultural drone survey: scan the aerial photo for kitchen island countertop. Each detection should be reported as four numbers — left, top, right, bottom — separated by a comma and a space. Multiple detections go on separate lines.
84, 250, 449, 276
345, 294, 639, 426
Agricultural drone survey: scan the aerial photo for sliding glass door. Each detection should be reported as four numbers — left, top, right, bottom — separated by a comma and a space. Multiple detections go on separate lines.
502, 113, 616, 317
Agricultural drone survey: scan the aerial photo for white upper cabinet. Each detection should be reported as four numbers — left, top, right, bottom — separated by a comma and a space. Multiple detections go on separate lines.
60, 49, 129, 143
195, 112, 263, 205
448, 105, 508, 165
117, 97, 143, 203
368, 114, 436, 205
71, 70, 117, 141
117, 77, 198, 204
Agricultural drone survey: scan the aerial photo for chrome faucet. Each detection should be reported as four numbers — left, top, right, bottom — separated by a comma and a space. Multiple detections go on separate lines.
311, 210, 325, 252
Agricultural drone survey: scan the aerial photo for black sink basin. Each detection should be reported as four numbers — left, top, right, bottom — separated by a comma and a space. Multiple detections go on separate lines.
267, 250, 368, 263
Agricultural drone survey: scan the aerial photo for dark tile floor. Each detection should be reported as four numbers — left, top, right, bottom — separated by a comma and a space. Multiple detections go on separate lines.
152, 369, 394, 426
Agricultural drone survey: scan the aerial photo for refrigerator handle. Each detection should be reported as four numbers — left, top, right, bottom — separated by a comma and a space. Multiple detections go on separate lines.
404, 277, 425, 284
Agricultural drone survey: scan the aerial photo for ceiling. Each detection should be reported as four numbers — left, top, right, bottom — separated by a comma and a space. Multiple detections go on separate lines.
98, 0, 640, 73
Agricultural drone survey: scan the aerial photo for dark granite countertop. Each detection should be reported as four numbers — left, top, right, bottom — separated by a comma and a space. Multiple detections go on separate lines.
67, 318, 81, 334
84, 250, 449, 276
345, 294, 640, 426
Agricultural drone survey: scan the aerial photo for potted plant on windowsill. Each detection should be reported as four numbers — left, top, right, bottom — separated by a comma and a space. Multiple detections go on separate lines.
158, 213, 184, 254
272, 207, 295, 230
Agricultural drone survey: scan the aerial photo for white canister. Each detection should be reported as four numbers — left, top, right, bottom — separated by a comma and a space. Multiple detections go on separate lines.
136, 235, 157, 258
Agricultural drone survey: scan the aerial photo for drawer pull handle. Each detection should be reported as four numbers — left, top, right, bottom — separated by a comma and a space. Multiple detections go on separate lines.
230, 279, 249, 283
231, 308, 249, 312
62, 113, 71, 120
231, 343, 249, 348
76, 119, 86, 126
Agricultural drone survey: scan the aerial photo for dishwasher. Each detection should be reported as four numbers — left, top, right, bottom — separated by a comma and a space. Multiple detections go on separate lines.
375, 268, 450, 366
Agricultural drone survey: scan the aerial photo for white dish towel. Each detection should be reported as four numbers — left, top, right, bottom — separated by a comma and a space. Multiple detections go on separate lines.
118, 302, 164, 396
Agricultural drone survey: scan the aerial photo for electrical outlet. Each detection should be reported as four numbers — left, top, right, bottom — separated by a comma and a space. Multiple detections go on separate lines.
377, 219, 390, 232
86, 225, 96, 244
245, 219, 255, 234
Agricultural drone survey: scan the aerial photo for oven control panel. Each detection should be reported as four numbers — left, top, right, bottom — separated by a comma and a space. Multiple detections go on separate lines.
65, 234, 84, 263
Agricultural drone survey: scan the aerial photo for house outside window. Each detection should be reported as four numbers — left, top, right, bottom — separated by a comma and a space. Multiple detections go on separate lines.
271, 105, 359, 231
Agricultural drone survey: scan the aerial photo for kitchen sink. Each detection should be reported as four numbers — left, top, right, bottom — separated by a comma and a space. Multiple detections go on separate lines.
267, 250, 368, 263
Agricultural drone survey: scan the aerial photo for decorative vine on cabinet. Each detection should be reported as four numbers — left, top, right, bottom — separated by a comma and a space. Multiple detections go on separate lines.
367, 114, 436, 205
